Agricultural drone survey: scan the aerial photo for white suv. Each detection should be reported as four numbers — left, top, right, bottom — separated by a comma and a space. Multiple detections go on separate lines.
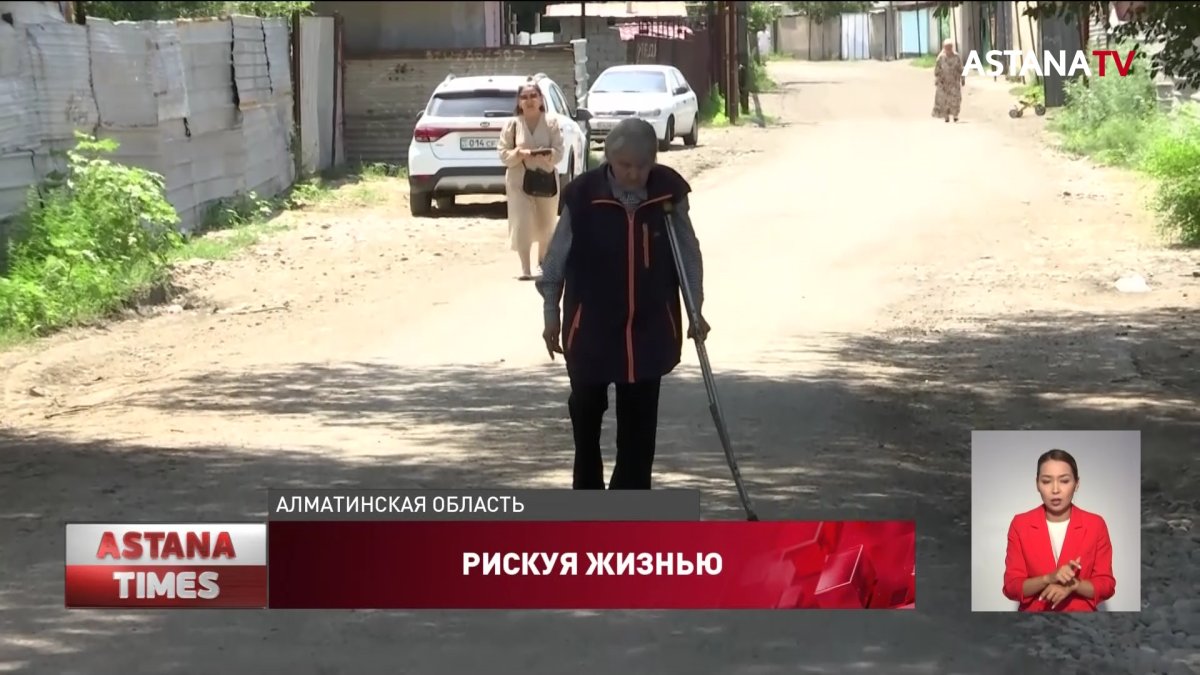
407, 74, 593, 217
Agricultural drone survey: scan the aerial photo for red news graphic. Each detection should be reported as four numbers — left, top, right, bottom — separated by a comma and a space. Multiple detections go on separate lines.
267, 520, 915, 609
64, 523, 268, 608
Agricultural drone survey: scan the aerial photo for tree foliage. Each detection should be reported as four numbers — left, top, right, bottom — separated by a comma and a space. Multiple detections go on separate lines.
788, 2, 873, 25
748, 2, 782, 33
935, 1, 1200, 89
78, 1, 312, 21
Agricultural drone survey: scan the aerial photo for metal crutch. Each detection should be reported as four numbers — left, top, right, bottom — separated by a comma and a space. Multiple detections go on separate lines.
662, 201, 759, 521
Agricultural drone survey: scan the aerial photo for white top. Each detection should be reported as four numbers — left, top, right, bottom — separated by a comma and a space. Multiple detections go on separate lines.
1047, 519, 1070, 562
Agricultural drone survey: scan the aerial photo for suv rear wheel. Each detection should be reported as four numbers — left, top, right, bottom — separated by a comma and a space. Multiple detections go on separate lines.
410, 191, 433, 217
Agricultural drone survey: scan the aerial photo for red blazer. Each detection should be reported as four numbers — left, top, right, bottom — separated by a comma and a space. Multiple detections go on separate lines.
1003, 505, 1116, 611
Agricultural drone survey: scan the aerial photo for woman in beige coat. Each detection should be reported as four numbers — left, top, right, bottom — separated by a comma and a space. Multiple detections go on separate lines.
498, 79, 565, 280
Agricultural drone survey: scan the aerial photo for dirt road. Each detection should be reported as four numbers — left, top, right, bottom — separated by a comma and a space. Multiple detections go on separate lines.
2, 60, 1198, 674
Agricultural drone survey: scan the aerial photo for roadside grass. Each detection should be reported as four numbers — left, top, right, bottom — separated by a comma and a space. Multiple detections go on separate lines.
1009, 79, 1044, 104
699, 91, 775, 127
910, 55, 938, 68
748, 58, 778, 93
0, 137, 405, 347
1039, 49, 1200, 246
177, 162, 402, 262
700, 89, 732, 127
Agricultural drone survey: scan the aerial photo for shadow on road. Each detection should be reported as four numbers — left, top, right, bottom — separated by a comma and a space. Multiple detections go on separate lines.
777, 80, 843, 87
0, 308, 1194, 673
435, 200, 508, 220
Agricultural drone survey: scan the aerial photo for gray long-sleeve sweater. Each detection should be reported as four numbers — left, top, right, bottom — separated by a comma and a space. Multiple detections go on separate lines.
535, 172, 705, 326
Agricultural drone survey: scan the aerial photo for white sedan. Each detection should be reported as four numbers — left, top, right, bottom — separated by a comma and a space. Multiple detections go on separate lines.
585, 64, 700, 151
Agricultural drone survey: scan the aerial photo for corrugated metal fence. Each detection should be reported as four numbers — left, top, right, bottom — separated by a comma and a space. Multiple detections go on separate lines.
0, 13, 296, 236
341, 45, 579, 165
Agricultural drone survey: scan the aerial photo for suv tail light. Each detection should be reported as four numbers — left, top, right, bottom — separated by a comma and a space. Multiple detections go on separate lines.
413, 126, 451, 142
413, 123, 502, 144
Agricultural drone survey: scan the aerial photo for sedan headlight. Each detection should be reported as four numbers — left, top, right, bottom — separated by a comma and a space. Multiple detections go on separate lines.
637, 109, 662, 118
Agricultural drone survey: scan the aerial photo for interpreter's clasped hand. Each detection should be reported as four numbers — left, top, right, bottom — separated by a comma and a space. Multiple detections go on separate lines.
1039, 583, 1074, 609
1053, 558, 1082, 586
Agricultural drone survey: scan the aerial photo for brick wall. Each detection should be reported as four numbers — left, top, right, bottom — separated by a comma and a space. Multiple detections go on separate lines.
557, 17, 626, 81
342, 46, 578, 165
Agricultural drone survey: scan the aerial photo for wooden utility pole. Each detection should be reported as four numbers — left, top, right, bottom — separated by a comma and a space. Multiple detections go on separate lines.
886, 1, 895, 60
710, 2, 720, 99
708, 0, 721, 100
736, 1, 749, 115
580, 0, 586, 41
725, 1, 739, 123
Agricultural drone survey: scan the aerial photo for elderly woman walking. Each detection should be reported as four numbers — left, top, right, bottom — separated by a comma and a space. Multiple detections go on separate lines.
498, 77, 565, 280
933, 38, 965, 122
535, 118, 710, 490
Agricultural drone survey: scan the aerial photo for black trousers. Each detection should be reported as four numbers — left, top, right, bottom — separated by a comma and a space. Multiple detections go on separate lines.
568, 377, 662, 490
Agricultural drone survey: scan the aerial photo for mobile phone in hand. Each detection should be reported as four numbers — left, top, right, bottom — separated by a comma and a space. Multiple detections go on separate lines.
531, 148, 552, 156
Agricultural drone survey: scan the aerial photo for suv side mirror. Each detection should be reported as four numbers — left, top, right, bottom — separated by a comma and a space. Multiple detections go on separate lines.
674, 86, 688, 95
574, 108, 593, 122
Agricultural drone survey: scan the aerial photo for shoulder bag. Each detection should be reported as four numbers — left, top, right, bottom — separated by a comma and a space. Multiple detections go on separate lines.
510, 119, 559, 199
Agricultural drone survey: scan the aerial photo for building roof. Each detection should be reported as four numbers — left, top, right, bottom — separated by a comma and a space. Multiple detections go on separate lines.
871, 0, 941, 8
543, 2, 688, 19
617, 22, 693, 41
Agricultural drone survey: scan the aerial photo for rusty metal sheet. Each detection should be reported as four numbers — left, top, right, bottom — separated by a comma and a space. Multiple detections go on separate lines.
233, 15, 272, 109
22, 20, 97, 143
263, 17, 292, 96
0, 23, 38, 153
179, 19, 237, 137
87, 19, 158, 128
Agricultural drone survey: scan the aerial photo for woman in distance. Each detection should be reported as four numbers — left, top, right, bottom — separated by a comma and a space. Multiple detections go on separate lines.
933, 38, 964, 123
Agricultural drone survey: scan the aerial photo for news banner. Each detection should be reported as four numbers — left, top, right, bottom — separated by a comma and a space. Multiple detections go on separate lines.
64, 490, 916, 610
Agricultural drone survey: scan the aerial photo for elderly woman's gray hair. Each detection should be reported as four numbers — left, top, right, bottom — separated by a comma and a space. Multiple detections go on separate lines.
604, 118, 659, 162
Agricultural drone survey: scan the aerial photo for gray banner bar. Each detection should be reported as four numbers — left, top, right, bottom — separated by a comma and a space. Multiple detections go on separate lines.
267, 489, 701, 521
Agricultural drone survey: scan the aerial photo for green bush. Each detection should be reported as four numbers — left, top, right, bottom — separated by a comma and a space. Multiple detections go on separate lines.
700, 89, 729, 126
747, 58, 776, 93
1048, 51, 1159, 166
1046, 49, 1200, 246
0, 133, 181, 336
1141, 107, 1200, 245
